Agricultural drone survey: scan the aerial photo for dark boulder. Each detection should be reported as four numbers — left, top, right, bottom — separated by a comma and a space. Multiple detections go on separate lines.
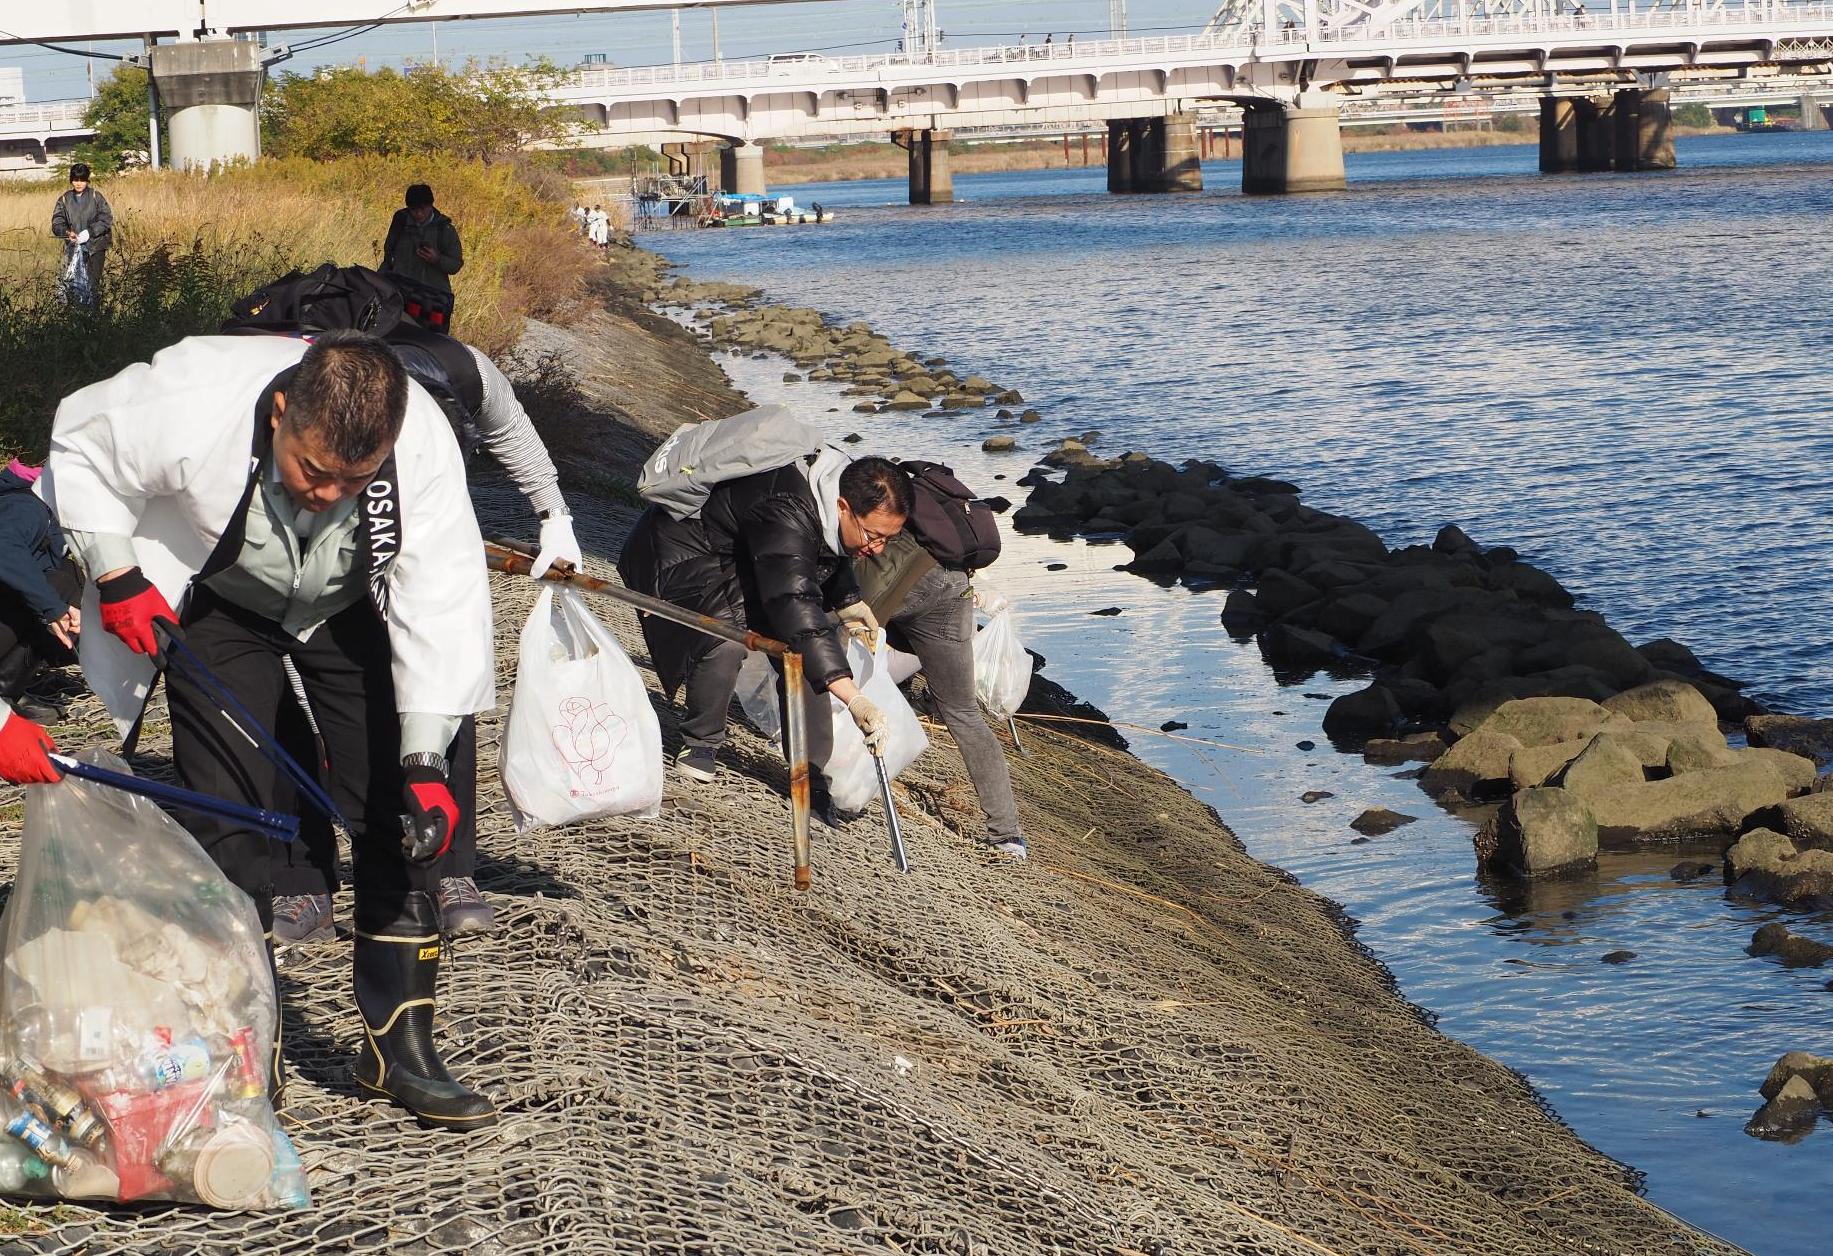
1746, 715, 1833, 769
1350, 808, 1418, 836
1750, 922, 1833, 968
1323, 683, 1404, 741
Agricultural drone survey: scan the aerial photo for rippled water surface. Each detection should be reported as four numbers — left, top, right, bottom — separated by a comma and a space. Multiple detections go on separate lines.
650, 133, 1833, 1255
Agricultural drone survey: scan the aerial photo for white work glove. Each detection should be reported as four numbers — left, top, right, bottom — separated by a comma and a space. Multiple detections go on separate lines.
970, 584, 1009, 616
837, 601, 880, 652
846, 693, 889, 755
531, 513, 581, 579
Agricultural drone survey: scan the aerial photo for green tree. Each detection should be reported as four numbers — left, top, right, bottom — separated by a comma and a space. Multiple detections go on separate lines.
71, 63, 167, 174
1674, 102, 1717, 129
263, 60, 581, 163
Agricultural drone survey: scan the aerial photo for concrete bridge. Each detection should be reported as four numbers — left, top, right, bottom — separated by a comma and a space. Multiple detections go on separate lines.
549, 0, 1833, 197
0, 101, 93, 180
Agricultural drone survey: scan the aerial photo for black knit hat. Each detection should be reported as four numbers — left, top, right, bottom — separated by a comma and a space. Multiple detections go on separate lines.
405, 183, 434, 208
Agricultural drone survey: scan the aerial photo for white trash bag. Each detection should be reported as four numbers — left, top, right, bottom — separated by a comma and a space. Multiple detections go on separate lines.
0, 751, 307, 1209
972, 588, 1033, 718
502, 586, 664, 830
822, 638, 928, 814
734, 642, 920, 743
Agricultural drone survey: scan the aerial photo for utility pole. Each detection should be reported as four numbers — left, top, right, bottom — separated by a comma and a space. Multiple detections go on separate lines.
1110, 0, 1128, 37
431, 21, 439, 67
711, 9, 721, 66
671, 9, 682, 66
144, 34, 161, 170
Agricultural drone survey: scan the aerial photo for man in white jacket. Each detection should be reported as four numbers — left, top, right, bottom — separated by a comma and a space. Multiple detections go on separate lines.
46, 330, 499, 1131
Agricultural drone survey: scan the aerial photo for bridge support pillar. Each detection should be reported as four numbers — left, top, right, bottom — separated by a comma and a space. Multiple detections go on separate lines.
1106, 119, 1138, 192
149, 38, 264, 171
1574, 97, 1616, 172
720, 142, 766, 197
1150, 113, 1204, 192
895, 129, 953, 205
1802, 91, 1828, 130
1240, 106, 1344, 195
1538, 97, 1579, 173
1613, 88, 1675, 171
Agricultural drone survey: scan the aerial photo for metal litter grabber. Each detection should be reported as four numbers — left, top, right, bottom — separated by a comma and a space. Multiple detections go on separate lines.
873, 750, 909, 873
48, 754, 300, 840
1006, 715, 1028, 757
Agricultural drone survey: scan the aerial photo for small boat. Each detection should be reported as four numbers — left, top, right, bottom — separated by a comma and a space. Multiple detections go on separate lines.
701, 193, 835, 228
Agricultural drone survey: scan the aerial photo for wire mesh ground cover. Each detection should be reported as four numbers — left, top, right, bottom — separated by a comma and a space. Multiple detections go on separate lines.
0, 473, 1743, 1255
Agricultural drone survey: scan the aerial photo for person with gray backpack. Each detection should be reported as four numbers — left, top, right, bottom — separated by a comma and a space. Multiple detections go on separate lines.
618, 409, 913, 792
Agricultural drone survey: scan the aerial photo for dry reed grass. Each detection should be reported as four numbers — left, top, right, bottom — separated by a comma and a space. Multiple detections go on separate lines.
0, 155, 595, 456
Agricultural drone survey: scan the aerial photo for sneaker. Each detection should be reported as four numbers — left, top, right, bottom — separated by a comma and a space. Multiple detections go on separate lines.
674, 745, 719, 783
438, 876, 497, 936
272, 893, 336, 944
9, 697, 60, 724
990, 838, 1029, 863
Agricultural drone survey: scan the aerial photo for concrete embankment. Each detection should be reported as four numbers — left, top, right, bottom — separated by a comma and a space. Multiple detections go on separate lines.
0, 244, 1741, 1253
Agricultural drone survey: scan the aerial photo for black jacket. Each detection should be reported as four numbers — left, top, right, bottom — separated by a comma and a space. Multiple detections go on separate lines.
0, 469, 71, 623
617, 462, 858, 697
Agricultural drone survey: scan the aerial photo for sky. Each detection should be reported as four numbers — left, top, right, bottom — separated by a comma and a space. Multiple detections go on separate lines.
5, 1, 1218, 102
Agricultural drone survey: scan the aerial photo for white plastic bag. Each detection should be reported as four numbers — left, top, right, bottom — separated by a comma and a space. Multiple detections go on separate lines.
735, 643, 921, 743
734, 649, 782, 742
972, 592, 1033, 718
0, 751, 307, 1209
502, 587, 663, 830
822, 638, 929, 814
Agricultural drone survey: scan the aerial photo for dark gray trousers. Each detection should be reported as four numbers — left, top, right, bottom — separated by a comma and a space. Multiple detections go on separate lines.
891, 567, 1021, 843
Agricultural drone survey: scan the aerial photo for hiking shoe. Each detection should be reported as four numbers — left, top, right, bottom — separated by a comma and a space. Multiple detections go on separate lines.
990, 838, 1029, 863
437, 877, 497, 937
272, 893, 336, 944
674, 745, 719, 783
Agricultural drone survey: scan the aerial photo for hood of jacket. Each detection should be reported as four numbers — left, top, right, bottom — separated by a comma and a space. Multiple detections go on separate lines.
799, 445, 851, 557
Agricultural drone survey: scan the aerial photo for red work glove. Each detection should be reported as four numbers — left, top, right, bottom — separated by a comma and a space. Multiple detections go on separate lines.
401, 765, 458, 863
0, 710, 60, 785
97, 568, 178, 657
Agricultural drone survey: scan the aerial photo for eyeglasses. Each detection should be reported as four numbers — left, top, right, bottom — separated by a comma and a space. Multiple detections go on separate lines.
859, 523, 895, 548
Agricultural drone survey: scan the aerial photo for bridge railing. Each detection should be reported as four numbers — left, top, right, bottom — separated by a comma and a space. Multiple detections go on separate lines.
0, 100, 91, 131
559, 0, 1833, 97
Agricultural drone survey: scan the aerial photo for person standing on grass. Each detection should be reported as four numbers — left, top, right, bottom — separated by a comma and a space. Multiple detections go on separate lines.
50, 163, 111, 306
380, 183, 463, 329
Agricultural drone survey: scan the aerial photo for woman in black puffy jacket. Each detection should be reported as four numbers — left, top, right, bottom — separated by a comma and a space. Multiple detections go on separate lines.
618, 451, 913, 784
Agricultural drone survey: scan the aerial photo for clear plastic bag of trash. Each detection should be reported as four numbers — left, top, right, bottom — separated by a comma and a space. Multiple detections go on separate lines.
0, 751, 307, 1210
972, 586, 1033, 718
502, 586, 664, 831
821, 638, 928, 814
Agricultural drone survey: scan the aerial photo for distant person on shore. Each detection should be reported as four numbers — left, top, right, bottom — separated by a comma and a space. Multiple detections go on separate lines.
617, 451, 913, 800
380, 183, 463, 329
50, 162, 111, 306
587, 205, 611, 249
572, 203, 588, 234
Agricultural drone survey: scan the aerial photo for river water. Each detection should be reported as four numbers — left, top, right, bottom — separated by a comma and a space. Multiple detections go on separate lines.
648, 132, 1833, 1256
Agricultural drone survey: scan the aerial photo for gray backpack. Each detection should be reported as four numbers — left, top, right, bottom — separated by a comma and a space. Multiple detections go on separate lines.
638, 405, 826, 520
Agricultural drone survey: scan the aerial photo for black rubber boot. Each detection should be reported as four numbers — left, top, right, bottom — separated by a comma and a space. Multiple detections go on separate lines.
351, 890, 497, 1131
